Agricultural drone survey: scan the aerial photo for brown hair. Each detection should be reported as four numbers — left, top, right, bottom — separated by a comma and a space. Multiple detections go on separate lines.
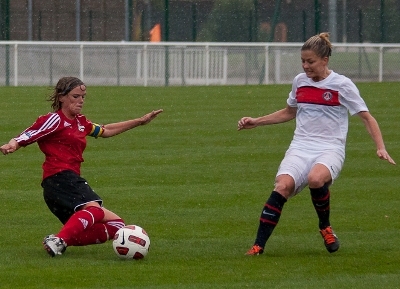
302, 32, 332, 58
47, 77, 85, 111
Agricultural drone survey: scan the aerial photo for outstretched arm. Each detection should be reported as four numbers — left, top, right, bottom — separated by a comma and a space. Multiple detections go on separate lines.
358, 111, 396, 165
0, 139, 20, 155
237, 105, 297, 131
101, 109, 163, 138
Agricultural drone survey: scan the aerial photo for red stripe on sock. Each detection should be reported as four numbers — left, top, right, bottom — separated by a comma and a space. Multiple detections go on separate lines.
260, 218, 277, 225
264, 204, 282, 214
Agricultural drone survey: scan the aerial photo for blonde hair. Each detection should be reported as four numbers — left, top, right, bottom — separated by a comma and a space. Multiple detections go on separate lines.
47, 77, 85, 111
302, 32, 332, 58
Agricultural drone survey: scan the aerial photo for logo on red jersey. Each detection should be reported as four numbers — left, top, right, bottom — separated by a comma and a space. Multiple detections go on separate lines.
323, 91, 333, 101
76, 119, 85, 132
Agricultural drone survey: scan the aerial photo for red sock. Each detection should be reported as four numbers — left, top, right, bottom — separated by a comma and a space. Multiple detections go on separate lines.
67, 223, 109, 246
67, 218, 125, 246
104, 219, 125, 239
56, 206, 105, 245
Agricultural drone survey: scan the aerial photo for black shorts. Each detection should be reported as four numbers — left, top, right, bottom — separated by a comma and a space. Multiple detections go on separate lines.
41, 170, 103, 224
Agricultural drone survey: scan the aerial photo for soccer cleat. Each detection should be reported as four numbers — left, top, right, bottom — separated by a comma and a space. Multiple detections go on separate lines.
43, 234, 67, 257
319, 226, 340, 253
245, 244, 264, 255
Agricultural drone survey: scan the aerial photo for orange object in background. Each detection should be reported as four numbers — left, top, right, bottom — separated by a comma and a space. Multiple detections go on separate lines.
150, 24, 161, 42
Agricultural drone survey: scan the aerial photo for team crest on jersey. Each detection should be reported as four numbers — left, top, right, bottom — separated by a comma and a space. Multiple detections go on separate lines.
76, 118, 85, 132
322, 91, 333, 101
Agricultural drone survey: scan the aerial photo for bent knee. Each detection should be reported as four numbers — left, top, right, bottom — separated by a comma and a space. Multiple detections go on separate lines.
307, 174, 330, 188
308, 164, 332, 188
274, 175, 295, 198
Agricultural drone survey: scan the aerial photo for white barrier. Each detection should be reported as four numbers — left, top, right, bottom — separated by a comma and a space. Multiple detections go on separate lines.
0, 41, 399, 86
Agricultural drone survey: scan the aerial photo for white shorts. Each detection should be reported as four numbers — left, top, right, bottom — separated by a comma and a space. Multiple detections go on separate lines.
276, 147, 345, 197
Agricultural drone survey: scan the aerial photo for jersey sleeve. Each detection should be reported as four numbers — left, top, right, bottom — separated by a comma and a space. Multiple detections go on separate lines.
338, 77, 369, 116
14, 113, 61, 147
287, 73, 301, 107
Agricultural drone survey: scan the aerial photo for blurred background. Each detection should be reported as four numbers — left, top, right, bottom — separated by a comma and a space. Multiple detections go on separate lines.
0, 0, 399, 43
1, 0, 399, 87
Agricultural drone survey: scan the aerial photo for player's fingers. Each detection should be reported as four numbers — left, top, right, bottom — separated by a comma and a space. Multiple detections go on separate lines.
1, 145, 10, 155
238, 118, 246, 126
378, 151, 396, 165
238, 118, 252, 129
387, 156, 396, 165
150, 109, 163, 118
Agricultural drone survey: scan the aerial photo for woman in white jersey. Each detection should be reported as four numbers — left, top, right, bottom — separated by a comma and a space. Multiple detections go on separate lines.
238, 32, 396, 256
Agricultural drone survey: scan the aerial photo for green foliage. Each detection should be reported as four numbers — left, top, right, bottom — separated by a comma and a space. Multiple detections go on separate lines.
0, 83, 399, 288
197, 0, 254, 42
383, 0, 400, 42
362, 0, 400, 43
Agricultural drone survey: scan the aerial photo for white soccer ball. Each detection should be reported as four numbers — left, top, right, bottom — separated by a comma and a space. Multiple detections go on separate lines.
112, 225, 150, 260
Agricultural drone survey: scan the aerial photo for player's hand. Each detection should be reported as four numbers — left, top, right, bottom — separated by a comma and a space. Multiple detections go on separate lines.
377, 149, 396, 165
140, 109, 163, 125
237, 117, 257, 131
0, 143, 17, 155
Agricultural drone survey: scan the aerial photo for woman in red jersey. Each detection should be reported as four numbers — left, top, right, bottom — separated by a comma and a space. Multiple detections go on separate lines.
238, 33, 395, 256
0, 76, 163, 257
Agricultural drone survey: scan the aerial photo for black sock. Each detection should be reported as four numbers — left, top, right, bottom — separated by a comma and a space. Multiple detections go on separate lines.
254, 191, 287, 248
310, 184, 331, 229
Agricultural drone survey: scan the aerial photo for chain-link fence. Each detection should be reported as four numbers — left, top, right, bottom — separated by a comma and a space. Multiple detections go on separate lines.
3, 0, 400, 44
0, 41, 399, 86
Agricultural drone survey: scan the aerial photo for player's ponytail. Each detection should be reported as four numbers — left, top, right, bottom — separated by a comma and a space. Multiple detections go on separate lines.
302, 32, 332, 58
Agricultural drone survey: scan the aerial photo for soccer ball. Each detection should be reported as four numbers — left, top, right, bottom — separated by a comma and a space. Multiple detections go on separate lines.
112, 225, 150, 260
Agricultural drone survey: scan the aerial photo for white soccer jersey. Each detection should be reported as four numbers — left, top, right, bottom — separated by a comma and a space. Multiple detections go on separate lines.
287, 71, 369, 152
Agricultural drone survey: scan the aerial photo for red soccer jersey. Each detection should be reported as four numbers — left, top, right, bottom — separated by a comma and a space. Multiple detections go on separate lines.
14, 110, 94, 179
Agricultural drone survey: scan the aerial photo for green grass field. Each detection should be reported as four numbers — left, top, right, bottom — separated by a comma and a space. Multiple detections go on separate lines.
0, 83, 399, 289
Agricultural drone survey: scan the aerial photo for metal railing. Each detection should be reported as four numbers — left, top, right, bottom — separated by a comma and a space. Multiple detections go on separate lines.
0, 41, 399, 86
